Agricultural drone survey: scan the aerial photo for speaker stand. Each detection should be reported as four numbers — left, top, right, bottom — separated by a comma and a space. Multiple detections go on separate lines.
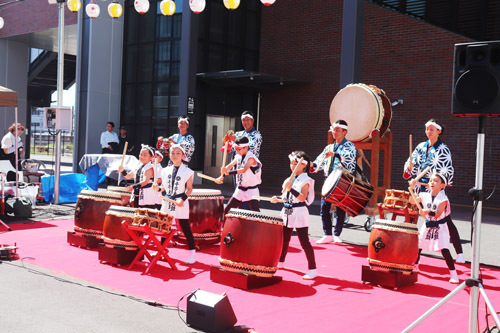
210, 266, 282, 290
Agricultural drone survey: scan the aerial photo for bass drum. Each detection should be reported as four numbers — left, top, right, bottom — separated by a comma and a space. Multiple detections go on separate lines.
330, 83, 392, 142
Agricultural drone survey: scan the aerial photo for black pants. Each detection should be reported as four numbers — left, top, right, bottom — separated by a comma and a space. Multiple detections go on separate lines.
280, 227, 316, 270
416, 248, 455, 271
446, 215, 463, 255
224, 197, 260, 215
177, 218, 195, 250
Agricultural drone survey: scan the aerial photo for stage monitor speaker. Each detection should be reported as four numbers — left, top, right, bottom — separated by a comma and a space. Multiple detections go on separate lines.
452, 41, 500, 117
186, 289, 237, 332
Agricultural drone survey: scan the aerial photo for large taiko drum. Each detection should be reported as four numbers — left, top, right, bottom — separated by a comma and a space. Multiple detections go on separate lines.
330, 83, 392, 142
102, 206, 139, 250
368, 219, 419, 275
74, 190, 129, 238
106, 186, 133, 206
175, 189, 224, 245
219, 209, 283, 278
321, 166, 373, 217
132, 208, 174, 234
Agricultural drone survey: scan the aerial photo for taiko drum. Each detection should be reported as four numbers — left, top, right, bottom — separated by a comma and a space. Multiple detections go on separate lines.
102, 206, 138, 250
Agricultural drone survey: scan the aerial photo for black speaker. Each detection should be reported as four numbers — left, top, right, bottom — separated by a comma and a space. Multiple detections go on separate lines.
186, 289, 237, 332
452, 41, 500, 117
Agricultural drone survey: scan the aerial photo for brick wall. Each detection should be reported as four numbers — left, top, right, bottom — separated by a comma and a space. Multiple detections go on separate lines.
259, 1, 500, 208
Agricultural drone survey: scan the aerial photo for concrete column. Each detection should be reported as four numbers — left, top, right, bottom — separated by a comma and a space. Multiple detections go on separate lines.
339, 0, 364, 89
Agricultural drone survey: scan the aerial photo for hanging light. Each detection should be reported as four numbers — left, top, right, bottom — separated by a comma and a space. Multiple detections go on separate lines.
0, 17, 4, 30
85, 2, 100, 19
189, 0, 205, 13
159, 0, 176, 16
67, 0, 82, 12
260, 0, 276, 6
108, 1, 123, 18
134, 0, 150, 14
223, 0, 240, 10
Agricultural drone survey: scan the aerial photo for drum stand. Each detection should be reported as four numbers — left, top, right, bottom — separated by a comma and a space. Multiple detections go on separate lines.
402, 117, 500, 332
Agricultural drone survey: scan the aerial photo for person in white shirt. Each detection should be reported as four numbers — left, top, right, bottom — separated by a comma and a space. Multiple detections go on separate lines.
1, 123, 25, 181
100, 122, 119, 154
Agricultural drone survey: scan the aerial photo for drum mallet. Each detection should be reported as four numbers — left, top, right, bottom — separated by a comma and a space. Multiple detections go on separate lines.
197, 172, 219, 183
253, 196, 285, 203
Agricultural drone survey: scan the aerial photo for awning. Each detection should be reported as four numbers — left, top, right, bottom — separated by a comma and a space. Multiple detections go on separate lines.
196, 69, 300, 91
0, 86, 18, 107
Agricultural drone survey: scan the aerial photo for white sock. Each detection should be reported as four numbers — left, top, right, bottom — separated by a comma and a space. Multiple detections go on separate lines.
187, 249, 196, 263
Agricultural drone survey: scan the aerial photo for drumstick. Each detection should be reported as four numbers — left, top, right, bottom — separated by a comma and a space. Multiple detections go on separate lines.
282, 157, 304, 194
120, 141, 128, 168
408, 186, 423, 213
409, 134, 413, 161
153, 157, 158, 184
253, 196, 285, 203
197, 172, 219, 183
159, 195, 180, 206
414, 166, 431, 182
314, 155, 328, 174
222, 141, 229, 171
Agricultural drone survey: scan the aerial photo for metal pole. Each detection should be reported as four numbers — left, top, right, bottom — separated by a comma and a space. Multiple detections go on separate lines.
54, 0, 65, 204
14, 107, 18, 197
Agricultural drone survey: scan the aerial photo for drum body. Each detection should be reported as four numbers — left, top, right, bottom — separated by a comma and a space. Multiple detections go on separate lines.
176, 189, 224, 245
132, 208, 173, 234
330, 83, 392, 142
106, 186, 133, 207
74, 190, 128, 238
367, 219, 419, 274
383, 189, 418, 211
102, 206, 138, 249
321, 167, 373, 217
219, 209, 283, 278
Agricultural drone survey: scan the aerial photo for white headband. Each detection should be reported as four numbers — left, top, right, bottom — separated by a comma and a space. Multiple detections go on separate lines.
170, 143, 186, 155
332, 123, 348, 131
178, 118, 189, 125
425, 121, 442, 131
288, 154, 307, 165
431, 172, 448, 186
241, 114, 254, 120
141, 144, 154, 155
234, 143, 249, 148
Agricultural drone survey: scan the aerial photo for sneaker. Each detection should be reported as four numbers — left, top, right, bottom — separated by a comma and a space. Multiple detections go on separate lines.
456, 253, 466, 264
333, 236, 343, 243
186, 257, 196, 264
303, 269, 318, 280
186, 250, 196, 264
316, 235, 333, 244
449, 270, 459, 284
277, 262, 284, 269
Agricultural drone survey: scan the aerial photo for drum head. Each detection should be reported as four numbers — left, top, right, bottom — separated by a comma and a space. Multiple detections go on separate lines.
330, 84, 385, 142
190, 189, 222, 196
321, 167, 343, 197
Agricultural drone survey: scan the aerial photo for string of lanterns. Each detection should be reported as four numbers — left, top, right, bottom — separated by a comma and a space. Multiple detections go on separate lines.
73, 0, 277, 19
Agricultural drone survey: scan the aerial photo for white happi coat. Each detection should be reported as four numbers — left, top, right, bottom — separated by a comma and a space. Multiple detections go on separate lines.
232, 151, 262, 202
160, 163, 194, 219
281, 173, 315, 229
418, 191, 450, 252
131, 162, 157, 206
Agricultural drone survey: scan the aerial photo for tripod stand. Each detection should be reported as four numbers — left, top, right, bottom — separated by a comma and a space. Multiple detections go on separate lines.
403, 117, 500, 332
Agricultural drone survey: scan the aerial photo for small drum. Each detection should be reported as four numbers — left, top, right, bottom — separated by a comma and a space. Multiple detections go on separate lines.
321, 167, 373, 217
219, 209, 284, 278
176, 189, 224, 245
330, 83, 392, 142
106, 186, 133, 206
132, 208, 173, 234
383, 189, 418, 211
74, 190, 129, 238
368, 219, 419, 274
102, 206, 139, 250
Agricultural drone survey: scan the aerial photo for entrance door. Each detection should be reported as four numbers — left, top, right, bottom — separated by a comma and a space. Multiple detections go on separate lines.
204, 115, 236, 184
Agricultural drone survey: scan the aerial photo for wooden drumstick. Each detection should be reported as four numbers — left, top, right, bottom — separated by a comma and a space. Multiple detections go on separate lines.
408, 186, 423, 213
159, 195, 180, 206
314, 155, 328, 174
197, 172, 219, 183
414, 166, 431, 182
409, 134, 413, 161
153, 157, 158, 184
120, 141, 128, 168
282, 157, 304, 194
222, 141, 229, 171
253, 196, 285, 203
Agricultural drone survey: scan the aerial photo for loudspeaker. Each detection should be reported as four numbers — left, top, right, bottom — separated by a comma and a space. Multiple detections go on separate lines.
186, 289, 237, 332
452, 41, 500, 117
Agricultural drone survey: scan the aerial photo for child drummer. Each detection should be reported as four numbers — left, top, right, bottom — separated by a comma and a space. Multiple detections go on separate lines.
153, 144, 196, 264
410, 172, 459, 283
271, 151, 318, 280
215, 136, 262, 214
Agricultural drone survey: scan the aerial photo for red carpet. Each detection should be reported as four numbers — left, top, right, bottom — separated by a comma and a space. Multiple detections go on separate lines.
2, 219, 500, 332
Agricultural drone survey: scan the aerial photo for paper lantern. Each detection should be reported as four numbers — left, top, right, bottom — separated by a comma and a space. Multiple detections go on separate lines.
189, 0, 205, 13
108, 1, 123, 18
67, 0, 82, 12
223, 0, 240, 10
134, 0, 150, 14
85, 2, 100, 19
159, 0, 176, 16
260, 0, 276, 6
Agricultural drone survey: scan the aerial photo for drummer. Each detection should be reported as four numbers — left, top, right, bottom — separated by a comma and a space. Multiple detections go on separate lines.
312, 120, 357, 244
156, 115, 195, 165
118, 144, 157, 209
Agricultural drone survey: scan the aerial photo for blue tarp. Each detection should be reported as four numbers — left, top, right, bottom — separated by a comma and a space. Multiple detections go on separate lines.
42, 173, 93, 204
84, 164, 107, 190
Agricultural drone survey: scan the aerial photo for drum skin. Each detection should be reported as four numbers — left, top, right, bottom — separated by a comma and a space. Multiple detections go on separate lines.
219, 209, 283, 277
74, 190, 128, 237
367, 219, 419, 274
102, 206, 137, 248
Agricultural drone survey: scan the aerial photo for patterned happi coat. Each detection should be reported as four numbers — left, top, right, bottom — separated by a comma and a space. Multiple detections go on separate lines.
233, 128, 262, 158
157, 132, 195, 163
313, 138, 357, 177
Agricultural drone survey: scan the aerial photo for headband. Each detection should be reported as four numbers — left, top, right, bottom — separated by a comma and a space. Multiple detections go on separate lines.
141, 144, 154, 155
178, 118, 189, 125
332, 123, 348, 131
241, 114, 254, 120
170, 143, 186, 155
234, 143, 249, 148
155, 150, 163, 157
288, 154, 308, 165
425, 121, 442, 131
431, 172, 447, 186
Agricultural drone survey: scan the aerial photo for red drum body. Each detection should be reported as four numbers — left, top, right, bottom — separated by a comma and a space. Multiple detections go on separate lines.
368, 219, 419, 275
219, 209, 283, 278
102, 206, 138, 249
321, 167, 373, 217
106, 186, 133, 206
176, 189, 224, 245
132, 208, 173, 234
74, 190, 128, 238
330, 83, 392, 142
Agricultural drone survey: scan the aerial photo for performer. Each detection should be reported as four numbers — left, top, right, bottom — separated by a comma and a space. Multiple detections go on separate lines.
230, 111, 262, 158
410, 172, 459, 284
312, 120, 356, 244
271, 151, 317, 280
100, 122, 119, 154
154, 144, 196, 264
118, 145, 156, 208
216, 136, 262, 215
404, 119, 464, 264
156, 115, 195, 164
1, 123, 25, 181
